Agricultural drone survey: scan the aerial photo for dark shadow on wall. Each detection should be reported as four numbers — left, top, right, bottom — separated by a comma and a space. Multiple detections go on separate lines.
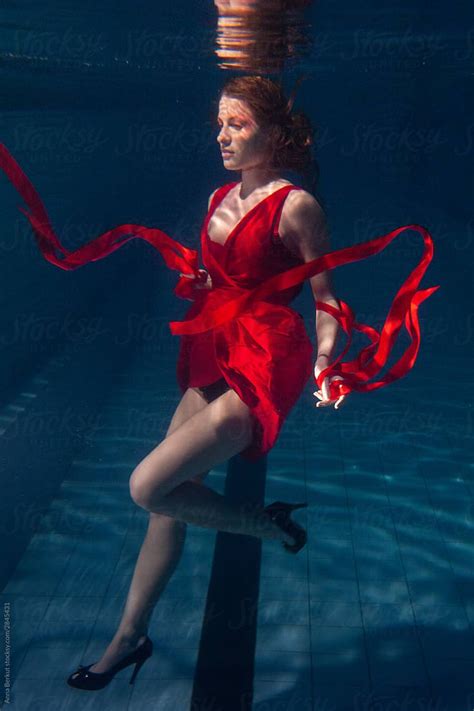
0, 250, 158, 590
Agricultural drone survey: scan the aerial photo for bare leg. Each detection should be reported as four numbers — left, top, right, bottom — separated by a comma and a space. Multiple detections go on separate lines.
87, 386, 213, 673
86, 386, 287, 674
129, 388, 288, 540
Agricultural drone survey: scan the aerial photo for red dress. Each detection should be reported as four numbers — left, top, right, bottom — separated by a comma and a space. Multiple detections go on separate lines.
176, 181, 314, 459
0, 143, 440, 461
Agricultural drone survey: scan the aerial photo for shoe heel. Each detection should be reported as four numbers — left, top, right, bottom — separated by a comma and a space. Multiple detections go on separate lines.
129, 657, 147, 685
264, 501, 308, 554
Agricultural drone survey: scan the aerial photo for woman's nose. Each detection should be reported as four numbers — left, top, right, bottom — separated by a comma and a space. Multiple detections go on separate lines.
217, 128, 229, 145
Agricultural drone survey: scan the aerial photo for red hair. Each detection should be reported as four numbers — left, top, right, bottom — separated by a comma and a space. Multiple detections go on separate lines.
216, 74, 319, 191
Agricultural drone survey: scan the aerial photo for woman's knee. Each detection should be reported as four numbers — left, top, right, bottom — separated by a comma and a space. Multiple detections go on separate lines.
129, 465, 160, 509
129, 468, 145, 508
129, 460, 210, 510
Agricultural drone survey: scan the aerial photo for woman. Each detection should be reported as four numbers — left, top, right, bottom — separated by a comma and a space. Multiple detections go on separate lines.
0, 76, 437, 691
68, 75, 343, 690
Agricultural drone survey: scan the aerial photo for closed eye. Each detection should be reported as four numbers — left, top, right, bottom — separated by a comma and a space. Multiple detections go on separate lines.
217, 122, 243, 130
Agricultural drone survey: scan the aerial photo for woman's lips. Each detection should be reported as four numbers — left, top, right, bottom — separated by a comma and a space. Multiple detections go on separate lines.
221, 151, 233, 158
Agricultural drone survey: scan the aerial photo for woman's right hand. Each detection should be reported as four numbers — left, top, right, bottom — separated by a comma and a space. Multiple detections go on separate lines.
178, 269, 213, 289
313, 355, 346, 409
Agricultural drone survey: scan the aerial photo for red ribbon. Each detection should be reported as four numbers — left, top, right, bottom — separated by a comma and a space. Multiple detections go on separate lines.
0, 142, 440, 402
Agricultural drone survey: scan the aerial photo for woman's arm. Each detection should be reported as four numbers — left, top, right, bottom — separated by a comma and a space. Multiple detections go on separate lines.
279, 191, 346, 408
279, 191, 340, 365
178, 189, 218, 292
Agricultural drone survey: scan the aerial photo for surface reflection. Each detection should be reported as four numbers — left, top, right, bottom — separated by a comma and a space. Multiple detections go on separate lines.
214, 0, 314, 71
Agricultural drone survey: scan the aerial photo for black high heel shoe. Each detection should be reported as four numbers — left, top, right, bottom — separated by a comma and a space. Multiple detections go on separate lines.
264, 501, 308, 553
66, 635, 153, 691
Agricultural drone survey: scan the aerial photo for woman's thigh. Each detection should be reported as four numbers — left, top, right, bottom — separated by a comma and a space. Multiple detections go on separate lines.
165, 387, 209, 483
166, 387, 207, 438
130, 385, 254, 505
165, 378, 231, 483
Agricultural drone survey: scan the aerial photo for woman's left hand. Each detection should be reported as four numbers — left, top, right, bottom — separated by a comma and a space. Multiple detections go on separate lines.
313, 356, 346, 409
178, 269, 213, 290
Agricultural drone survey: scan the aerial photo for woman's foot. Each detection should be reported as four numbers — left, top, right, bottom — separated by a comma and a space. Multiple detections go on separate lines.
88, 632, 148, 674
264, 501, 308, 553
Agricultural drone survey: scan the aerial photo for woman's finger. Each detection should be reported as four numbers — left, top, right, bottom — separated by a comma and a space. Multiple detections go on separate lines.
313, 390, 330, 408
334, 395, 345, 409
313, 371, 347, 408
313, 386, 346, 409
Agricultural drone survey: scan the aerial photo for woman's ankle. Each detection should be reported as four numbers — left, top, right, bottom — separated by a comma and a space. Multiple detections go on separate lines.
114, 625, 148, 646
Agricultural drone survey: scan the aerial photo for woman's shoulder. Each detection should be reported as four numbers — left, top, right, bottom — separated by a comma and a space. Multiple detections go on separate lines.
279, 187, 328, 247
207, 182, 237, 211
207, 188, 218, 211
282, 187, 326, 224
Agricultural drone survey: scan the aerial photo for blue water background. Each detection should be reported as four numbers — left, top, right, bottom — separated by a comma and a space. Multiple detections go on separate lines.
0, 1, 473, 708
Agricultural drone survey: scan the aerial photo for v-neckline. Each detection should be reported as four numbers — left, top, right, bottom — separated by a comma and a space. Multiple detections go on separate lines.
205, 181, 294, 249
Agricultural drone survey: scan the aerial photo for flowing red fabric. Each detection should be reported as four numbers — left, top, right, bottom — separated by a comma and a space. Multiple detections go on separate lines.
0, 142, 439, 457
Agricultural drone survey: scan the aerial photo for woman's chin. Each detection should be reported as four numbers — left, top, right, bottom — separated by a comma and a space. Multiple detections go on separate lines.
221, 154, 240, 169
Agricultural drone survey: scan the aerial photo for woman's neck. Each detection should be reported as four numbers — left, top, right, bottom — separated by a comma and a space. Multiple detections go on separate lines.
238, 166, 285, 199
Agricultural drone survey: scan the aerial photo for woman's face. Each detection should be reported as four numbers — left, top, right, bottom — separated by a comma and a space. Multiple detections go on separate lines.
216, 95, 272, 171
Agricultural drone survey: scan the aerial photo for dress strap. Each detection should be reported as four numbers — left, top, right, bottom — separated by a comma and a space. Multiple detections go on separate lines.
271, 185, 303, 239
